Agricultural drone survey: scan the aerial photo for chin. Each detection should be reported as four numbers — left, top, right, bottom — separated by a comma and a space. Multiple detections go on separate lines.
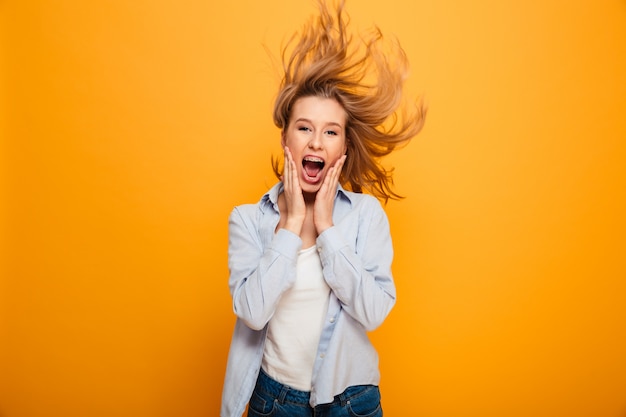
300, 184, 322, 195
299, 177, 324, 194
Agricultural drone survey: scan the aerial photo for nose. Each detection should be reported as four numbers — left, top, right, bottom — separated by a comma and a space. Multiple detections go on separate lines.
308, 132, 323, 150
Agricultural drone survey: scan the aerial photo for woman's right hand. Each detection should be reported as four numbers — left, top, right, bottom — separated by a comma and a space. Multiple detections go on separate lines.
282, 146, 306, 235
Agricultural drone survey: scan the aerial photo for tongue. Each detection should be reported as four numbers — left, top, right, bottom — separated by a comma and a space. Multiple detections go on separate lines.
303, 161, 322, 178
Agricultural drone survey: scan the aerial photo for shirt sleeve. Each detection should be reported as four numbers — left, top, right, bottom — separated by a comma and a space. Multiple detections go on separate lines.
316, 197, 396, 331
228, 205, 302, 330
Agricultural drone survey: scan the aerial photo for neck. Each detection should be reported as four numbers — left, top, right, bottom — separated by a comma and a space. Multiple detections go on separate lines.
302, 191, 316, 206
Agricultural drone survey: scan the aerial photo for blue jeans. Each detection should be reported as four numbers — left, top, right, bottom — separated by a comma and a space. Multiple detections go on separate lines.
247, 368, 383, 417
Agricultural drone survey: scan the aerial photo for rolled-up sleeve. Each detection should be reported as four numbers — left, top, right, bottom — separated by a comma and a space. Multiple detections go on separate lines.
316, 197, 395, 331
228, 206, 302, 330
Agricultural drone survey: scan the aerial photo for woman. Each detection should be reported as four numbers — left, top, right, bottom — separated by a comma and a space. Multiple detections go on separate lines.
221, 1, 425, 416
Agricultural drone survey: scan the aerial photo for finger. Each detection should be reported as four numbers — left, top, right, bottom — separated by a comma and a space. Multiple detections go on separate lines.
284, 146, 302, 197
320, 165, 334, 192
283, 147, 291, 189
339, 154, 347, 169
332, 155, 346, 186
333, 154, 347, 177
290, 150, 302, 191
285, 147, 294, 185
326, 156, 345, 189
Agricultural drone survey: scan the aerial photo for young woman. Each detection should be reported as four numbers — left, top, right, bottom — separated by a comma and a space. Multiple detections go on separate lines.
221, 1, 425, 416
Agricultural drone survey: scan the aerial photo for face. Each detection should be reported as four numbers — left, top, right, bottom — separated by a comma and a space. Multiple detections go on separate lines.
281, 96, 348, 194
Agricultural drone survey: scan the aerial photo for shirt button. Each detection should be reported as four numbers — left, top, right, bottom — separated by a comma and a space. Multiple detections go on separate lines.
317, 247, 322, 253
320, 353, 325, 358
329, 317, 335, 323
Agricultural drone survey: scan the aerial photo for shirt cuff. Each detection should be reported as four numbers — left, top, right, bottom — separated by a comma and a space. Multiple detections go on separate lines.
316, 226, 347, 264
272, 228, 303, 259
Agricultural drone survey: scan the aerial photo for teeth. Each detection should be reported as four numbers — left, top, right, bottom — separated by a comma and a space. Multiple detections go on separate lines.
304, 156, 324, 163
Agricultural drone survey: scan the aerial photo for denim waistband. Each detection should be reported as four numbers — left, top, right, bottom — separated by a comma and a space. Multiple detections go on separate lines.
256, 368, 311, 405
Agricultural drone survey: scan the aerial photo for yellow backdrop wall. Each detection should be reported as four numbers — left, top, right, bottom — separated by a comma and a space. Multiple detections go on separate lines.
1, 1, 625, 416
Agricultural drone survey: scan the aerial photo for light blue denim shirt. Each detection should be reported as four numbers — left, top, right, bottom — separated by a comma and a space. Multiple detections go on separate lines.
220, 182, 396, 417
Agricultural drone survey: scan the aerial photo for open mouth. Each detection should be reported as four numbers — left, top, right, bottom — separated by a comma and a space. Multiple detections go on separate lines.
302, 156, 325, 179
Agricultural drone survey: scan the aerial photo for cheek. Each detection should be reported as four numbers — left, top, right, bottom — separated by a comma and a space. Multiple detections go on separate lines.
281, 132, 286, 147
337, 139, 348, 156
282, 130, 302, 148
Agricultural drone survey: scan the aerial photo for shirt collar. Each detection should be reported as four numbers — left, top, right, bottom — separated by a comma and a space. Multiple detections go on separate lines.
260, 182, 354, 212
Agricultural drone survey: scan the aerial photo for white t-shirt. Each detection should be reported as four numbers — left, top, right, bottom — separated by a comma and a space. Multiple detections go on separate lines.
262, 245, 330, 391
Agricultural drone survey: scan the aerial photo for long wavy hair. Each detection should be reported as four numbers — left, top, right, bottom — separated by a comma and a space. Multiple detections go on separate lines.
271, 0, 426, 202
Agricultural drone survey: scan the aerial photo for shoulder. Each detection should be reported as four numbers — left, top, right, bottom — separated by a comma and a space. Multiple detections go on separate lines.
230, 183, 281, 219
229, 203, 257, 224
229, 184, 280, 226
340, 189, 386, 214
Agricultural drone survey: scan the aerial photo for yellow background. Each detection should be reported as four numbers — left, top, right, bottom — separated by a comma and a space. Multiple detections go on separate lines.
2, 0, 625, 416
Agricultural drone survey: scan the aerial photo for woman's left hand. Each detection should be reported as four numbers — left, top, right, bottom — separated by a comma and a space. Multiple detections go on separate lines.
313, 154, 346, 234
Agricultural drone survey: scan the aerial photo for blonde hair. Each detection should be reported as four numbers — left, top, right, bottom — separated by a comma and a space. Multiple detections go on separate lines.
272, 0, 426, 201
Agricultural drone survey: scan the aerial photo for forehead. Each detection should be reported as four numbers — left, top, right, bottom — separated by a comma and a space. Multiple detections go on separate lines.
290, 96, 347, 126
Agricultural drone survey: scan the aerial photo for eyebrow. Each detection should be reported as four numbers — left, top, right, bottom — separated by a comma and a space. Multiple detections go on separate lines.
294, 118, 344, 129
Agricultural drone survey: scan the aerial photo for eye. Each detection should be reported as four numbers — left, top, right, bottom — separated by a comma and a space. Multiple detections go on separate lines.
298, 126, 311, 132
325, 130, 338, 136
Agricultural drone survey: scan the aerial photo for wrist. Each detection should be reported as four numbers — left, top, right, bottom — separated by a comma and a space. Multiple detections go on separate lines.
284, 217, 305, 235
315, 221, 332, 234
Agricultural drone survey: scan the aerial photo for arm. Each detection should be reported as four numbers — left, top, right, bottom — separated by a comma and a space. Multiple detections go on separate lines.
317, 199, 396, 331
228, 206, 301, 330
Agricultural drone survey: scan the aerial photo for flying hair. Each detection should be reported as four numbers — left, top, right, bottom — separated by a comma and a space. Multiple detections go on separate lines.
271, 0, 426, 202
